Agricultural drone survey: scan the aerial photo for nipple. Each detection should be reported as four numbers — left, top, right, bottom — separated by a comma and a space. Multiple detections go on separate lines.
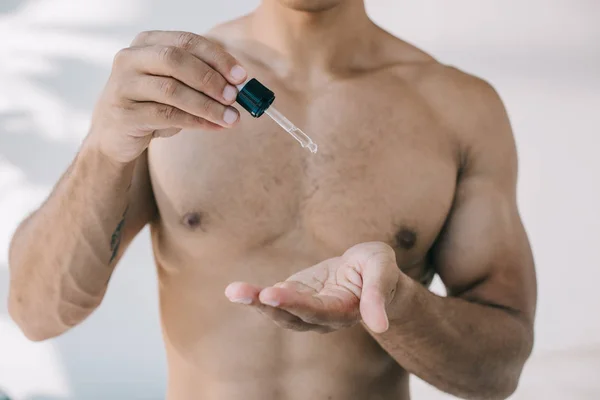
182, 212, 203, 229
396, 228, 417, 250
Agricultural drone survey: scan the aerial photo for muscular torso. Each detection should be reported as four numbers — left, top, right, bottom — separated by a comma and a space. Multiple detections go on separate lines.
147, 31, 460, 400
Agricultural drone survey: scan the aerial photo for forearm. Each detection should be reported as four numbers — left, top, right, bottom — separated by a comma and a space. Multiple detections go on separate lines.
375, 278, 533, 400
8, 140, 134, 340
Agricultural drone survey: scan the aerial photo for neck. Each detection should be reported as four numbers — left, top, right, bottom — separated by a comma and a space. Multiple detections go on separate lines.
247, 0, 377, 75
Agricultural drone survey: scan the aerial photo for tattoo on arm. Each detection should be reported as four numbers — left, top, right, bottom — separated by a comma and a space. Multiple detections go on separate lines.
109, 205, 129, 264
109, 181, 133, 264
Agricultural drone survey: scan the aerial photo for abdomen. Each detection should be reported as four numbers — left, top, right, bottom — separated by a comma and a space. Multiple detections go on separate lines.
155, 249, 409, 400
162, 305, 409, 400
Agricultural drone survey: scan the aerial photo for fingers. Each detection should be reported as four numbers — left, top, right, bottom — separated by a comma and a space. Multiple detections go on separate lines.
225, 281, 262, 304
360, 288, 391, 333
225, 282, 332, 333
124, 75, 239, 127
259, 285, 358, 328
117, 45, 239, 108
95, 31, 246, 164
109, 30, 248, 135
120, 101, 223, 132
130, 31, 247, 85
344, 243, 400, 333
254, 303, 332, 333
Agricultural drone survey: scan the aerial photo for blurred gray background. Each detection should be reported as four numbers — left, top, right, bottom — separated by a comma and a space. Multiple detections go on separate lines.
0, 0, 599, 399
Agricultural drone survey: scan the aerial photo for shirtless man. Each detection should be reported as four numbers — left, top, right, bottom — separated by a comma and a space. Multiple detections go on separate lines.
7, 1, 537, 399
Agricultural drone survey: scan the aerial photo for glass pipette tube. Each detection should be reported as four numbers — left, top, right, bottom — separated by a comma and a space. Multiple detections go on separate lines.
264, 106, 318, 154
235, 78, 318, 154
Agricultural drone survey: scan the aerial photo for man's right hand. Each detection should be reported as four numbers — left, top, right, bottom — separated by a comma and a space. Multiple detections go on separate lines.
89, 31, 247, 164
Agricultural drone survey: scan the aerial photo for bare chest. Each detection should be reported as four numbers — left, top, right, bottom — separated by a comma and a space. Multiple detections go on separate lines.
148, 78, 458, 268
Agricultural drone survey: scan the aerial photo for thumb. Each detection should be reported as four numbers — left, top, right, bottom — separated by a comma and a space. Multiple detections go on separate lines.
355, 247, 399, 333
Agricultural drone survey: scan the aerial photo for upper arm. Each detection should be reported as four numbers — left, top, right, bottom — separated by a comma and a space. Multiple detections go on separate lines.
431, 73, 537, 324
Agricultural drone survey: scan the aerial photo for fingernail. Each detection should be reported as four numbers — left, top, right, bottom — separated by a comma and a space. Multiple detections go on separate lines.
223, 107, 239, 125
230, 65, 247, 82
232, 297, 252, 305
262, 299, 279, 307
223, 85, 237, 102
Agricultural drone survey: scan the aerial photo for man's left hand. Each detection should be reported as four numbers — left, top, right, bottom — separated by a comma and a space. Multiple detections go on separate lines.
225, 242, 404, 334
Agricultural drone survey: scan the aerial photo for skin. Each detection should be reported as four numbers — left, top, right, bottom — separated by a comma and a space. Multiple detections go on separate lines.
7, 1, 537, 399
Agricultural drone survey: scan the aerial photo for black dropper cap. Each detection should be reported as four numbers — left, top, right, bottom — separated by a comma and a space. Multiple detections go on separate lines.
235, 78, 275, 118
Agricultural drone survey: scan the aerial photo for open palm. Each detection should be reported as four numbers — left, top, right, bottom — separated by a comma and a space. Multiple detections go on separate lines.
225, 242, 401, 333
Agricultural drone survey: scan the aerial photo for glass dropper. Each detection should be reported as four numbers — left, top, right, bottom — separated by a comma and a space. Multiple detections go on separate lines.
263, 106, 318, 153
236, 78, 318, 154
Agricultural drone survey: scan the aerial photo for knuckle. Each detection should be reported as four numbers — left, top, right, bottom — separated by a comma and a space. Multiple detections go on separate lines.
131, 30, 152, 46
112, 47, 132, 68
201, 98, 218, 119
158, 45, 183, 65
189, 116, 205, 127
212, 47, 235, 69
200, 67, 218, 88
110, 81, 129, 103
158, 78, 178, 98
156, 104, 179, 121
175, 32, 200, 51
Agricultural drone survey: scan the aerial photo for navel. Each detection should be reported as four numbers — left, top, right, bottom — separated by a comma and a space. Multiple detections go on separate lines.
181, 211, 204, 230
395, 227, 417, 250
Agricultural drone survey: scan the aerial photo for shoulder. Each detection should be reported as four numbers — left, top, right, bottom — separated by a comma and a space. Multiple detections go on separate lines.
402, 64, 517, 175
414, 65, 512, 148
379, 30, 438, 67
383, 34, 507, 131
414, 65, 507, 129
204, 16, 249, 49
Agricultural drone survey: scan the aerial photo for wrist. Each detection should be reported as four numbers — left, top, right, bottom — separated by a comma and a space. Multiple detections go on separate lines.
80, 135, 136, 173
77, 138, 137, 197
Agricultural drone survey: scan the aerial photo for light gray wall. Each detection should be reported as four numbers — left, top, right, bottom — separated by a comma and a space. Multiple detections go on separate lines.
1, 0, 598, 399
